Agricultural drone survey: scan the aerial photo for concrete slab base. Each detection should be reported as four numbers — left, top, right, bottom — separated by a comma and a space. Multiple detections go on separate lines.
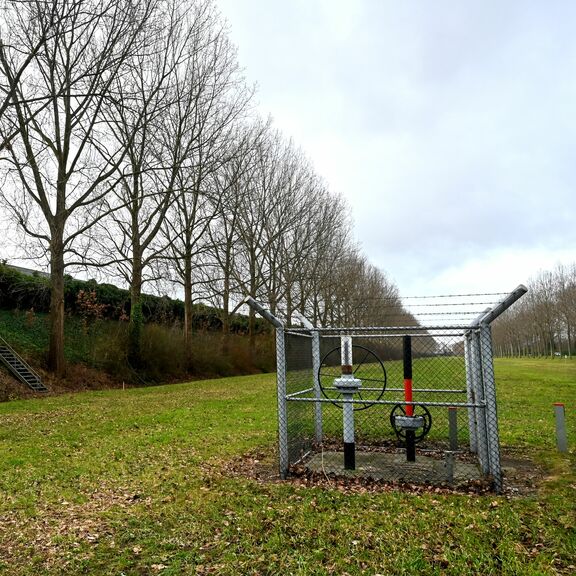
305, 450, 482, 484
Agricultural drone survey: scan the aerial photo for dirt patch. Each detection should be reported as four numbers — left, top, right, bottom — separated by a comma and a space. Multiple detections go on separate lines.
0, 486, 147, 571
40, 363, 134, 395
0, 370, 38, 402
500, 449, 546, 496
0, 363, 134, 402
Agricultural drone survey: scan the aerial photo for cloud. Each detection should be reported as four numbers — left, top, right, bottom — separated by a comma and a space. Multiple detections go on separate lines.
219, 0, 576, 296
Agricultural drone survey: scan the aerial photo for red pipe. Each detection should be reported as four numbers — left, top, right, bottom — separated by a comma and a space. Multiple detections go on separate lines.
403, 336, 413, 416
404, 378, 414, 416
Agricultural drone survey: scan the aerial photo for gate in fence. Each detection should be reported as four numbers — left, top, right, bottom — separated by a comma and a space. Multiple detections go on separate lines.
247, 286, 526, 493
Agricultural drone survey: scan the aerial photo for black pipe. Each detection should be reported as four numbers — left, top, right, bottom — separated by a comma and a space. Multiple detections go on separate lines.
403, 335, 412, 379
406, 431, 416, 462
403, 335, 416, 462
344, 442, 355, 470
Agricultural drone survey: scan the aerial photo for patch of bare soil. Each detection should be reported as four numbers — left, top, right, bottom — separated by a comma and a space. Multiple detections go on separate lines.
0, 363, 133, 402
40, 363, 133, 394
500, 448, 546, 496
0, 370, 39, 402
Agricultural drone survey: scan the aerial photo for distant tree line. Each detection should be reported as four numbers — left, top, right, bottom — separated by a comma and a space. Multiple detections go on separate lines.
0, 0, 409, 376
492, 264, 576, 357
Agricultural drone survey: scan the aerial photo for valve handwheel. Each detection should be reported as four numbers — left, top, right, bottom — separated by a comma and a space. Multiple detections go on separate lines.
390, 403, 432, 444
318, 345, 386, 410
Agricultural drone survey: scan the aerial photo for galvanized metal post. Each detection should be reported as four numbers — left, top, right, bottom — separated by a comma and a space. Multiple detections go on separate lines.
480, 324, 502, 492
470, 330, 489, 474
554, 403, 568, 453
275, 327, 289, 479
464, 333, 478, 453
311, 330, 323, 444
294, 311, 323, 445
244, 297, 289, 477
448, 407, 459, 451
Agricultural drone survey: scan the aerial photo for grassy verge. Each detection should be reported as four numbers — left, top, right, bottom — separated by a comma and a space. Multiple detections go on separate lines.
0, 360, 574, 575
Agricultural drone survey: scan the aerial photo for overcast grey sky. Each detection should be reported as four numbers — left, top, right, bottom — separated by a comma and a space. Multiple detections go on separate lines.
218, 0, 576, 298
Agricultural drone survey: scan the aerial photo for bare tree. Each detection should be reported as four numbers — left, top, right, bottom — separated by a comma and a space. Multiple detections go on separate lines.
0, 0, 156, 375
87, 0, 206, 366
203, 119, 270, 337
492, 264, 576, 358
159, 3, 252, 360
283, 185, 349, 324
553, 264, 576, 357
230, 129, 309, 350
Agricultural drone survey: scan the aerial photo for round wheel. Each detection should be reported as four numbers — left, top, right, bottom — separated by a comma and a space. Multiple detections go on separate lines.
318, 345, 386, 410
390, 403, 432, 444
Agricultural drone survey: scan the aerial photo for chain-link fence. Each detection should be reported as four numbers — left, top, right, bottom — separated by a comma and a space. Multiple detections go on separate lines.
278, 326, 501, 489
249, 287, 526, 493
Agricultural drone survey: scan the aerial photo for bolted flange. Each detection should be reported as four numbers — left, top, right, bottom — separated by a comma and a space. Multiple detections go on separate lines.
394, 415, 425, 430
333, 375, 362, 393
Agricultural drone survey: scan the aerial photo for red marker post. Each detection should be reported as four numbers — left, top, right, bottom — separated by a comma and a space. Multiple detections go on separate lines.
391, 336, 427, 461
403, 335, 413, 417
403, 335, 416, 460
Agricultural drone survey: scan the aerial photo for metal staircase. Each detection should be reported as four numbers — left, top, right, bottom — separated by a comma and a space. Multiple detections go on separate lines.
0, 336, 47, 392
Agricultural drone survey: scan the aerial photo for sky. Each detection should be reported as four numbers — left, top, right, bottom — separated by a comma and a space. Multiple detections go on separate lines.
217, 0, 576, 300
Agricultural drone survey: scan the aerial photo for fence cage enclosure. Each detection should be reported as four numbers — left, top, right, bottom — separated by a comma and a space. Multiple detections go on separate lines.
247, 286, 527, 493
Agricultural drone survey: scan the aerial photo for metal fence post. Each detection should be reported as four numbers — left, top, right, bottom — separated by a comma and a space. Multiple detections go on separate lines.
480, 324, 502, 492
275, 327, 289, 479
470, 330, 489, 474
312, 330, 323, 444
464, 333, 478, 453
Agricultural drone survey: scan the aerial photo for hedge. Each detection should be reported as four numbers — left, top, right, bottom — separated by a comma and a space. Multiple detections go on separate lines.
0, 264, 265, 334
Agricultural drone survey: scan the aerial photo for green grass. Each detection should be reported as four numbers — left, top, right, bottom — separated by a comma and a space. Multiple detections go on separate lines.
496, 357, 576, 448
0, 360, 575, 575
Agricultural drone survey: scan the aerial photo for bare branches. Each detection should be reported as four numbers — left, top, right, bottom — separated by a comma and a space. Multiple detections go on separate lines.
0, 0, 403, 373
493, 264, 576, 357
0, 0, 159, 373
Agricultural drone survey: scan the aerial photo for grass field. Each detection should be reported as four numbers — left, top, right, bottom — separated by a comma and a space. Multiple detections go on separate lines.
0, 358, 574, 575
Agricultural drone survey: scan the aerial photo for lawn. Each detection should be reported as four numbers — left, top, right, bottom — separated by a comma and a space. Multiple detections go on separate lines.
0, 359, 574, 575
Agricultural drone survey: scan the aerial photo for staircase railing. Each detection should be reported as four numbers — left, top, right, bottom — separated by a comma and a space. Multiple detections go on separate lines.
0, 335, 47, 392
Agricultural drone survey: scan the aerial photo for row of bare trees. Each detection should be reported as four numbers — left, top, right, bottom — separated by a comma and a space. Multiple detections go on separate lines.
492, 264, 576, 357
0, 0, 404, 376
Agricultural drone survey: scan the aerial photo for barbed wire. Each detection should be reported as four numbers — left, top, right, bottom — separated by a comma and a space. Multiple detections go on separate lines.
402, 302, 498, 307
401, 292, 508, 299
385, 311, 483, 316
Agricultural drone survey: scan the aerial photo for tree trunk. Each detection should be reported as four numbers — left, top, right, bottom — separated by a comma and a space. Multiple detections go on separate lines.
248, 308, 256, 355
286, 289, 293, 327
222, 276, 230, 335
248, 250, 256, 356
183, 253, 193, 365
129, 252, 143, 368
221, 241, 232, 336
48, 233, 66, 377
219, 264, 231, 356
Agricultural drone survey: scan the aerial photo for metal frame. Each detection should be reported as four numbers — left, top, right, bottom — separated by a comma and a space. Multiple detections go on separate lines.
245, 286, 527, 492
